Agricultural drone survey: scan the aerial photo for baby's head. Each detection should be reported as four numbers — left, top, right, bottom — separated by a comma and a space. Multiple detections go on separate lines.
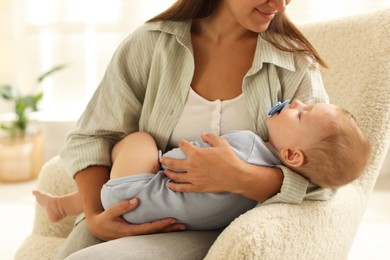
266, 99, 371, 188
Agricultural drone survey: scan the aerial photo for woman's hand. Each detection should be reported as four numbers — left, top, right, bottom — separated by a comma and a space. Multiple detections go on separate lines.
161, 133, 245, 193
86, 198, 185, 241
75, 165, 185, 241
161, 133, 283, 202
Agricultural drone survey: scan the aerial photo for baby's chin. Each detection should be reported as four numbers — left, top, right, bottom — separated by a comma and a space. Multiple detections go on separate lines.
265, 118, 281, 140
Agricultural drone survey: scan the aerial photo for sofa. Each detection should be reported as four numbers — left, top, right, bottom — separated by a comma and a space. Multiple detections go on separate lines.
15, 8, 390, 260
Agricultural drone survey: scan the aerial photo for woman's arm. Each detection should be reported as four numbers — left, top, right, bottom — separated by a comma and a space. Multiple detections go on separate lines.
233, 161, 283, 202
74, 166, 186, 241
161, 133, 283, 202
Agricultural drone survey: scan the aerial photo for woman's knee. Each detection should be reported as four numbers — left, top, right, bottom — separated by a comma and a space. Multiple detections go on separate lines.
55, 217, 102, 259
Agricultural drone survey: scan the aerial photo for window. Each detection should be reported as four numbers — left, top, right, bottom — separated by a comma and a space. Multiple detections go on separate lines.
0, 0, 173, 120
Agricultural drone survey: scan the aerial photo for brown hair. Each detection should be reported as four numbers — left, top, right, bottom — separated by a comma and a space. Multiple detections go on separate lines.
147, 0, 328, 68
298, 108, 371, 188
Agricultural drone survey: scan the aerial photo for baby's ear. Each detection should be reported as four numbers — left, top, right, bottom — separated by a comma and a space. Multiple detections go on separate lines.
280, 148, 305, 168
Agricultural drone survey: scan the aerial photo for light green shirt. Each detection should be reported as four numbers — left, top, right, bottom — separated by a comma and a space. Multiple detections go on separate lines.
60, 20, 335, 204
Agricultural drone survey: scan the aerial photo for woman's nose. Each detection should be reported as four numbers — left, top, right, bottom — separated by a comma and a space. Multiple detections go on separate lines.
267, 0, 288, 13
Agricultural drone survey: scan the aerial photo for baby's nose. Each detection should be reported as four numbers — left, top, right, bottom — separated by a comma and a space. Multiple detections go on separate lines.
290, 99, 304, 109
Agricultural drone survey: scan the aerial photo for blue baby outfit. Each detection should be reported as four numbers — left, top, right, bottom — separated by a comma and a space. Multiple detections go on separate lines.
101, 130, 281, 230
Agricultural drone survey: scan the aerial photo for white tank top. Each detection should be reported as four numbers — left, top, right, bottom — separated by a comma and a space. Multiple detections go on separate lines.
168, 88, 256, 147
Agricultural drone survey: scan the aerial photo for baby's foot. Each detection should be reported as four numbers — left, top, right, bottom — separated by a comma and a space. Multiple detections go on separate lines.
32, 190, 67, 222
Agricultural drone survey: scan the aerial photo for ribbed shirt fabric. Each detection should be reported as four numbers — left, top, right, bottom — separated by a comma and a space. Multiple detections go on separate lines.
168, 88, 256, 147
60, 20, 335, 204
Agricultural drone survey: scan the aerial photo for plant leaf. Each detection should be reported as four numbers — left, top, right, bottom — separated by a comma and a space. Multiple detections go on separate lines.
19, 94, 41, 111
37, 64, 67, 83
33, 92, 43, 104
0, 85, 19, 100
0, 124, 12, 131
15, 99, 27, 117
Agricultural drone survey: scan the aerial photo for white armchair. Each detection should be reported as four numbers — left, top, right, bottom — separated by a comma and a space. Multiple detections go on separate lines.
16, 8, 390, 260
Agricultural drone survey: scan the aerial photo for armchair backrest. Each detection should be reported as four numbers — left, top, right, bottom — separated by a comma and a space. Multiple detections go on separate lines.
300, 8, 390, 194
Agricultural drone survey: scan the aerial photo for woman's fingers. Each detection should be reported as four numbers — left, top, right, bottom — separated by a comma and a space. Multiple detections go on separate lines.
166, 180, 197, 192
163, 169, 190, 183
97, 198, 186, 239
128, 217, 185, 235
161, 133, 235, 194
161, 133, 224, 172
104, 198, 140, 219
200, 132, 222, 146
160, 156, 186, 172
178, 139, 196, 155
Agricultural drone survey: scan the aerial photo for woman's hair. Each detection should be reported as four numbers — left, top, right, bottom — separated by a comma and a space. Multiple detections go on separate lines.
147, 0, 328, 68
298, 108, 371, 188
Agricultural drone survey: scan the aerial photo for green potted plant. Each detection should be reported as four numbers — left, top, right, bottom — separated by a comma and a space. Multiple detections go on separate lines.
0, 64, 66, 182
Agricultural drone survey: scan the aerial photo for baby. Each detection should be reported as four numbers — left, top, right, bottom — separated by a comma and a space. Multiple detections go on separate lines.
33, 99, 371, 230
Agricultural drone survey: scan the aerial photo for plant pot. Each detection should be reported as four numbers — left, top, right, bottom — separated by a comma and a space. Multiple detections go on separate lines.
0, 125, 44, 182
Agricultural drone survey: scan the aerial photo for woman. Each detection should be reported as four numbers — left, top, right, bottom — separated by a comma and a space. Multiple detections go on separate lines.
58, 0, 334, 258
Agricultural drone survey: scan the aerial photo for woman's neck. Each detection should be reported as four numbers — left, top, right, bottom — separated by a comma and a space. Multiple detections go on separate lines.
192, 7, 256, 43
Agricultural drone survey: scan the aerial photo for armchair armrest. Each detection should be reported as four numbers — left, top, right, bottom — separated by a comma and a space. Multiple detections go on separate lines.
15, 157, 77, 260
206, 185, 366, 259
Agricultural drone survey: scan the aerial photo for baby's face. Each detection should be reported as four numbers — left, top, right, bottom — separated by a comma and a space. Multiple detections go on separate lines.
266, 100, 338, 152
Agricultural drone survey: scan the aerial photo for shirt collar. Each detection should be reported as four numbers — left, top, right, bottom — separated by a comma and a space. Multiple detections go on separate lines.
145, 20, 192, 50
248, 34, 296, 75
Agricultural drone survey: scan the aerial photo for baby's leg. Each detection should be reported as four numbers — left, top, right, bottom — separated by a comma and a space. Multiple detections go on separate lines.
32, 190, 83, 222
110, 132, 160, 179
